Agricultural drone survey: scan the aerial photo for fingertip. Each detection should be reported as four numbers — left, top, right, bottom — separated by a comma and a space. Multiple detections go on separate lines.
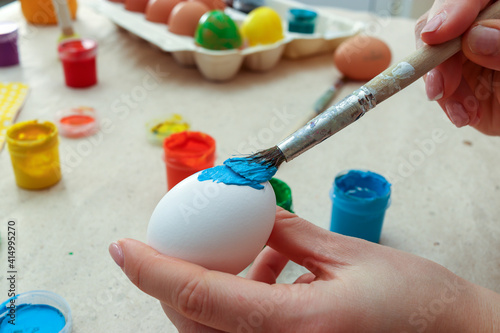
445, 99, 470, 127
415, 12, 429, 49
246, 246, 288, 283
425, 69, 444, 101
463, 20, 500, 71
421, 11, 447, 37
294, 273, 316, 284
109, 241, 124, 268
420, 2, 484, 45
115, 238, 154, 260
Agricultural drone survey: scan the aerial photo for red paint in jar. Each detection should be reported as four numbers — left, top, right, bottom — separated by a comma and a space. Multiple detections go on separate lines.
60, 114, 95, 126
56, 106, 98, 138
163, 131, 216, 190
58, 38, 98, 88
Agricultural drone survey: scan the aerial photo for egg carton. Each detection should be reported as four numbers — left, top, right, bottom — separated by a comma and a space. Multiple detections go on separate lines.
87, 0, 364, 81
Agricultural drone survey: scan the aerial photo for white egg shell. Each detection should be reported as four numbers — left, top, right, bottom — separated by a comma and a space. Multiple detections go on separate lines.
147, 172, 276, 274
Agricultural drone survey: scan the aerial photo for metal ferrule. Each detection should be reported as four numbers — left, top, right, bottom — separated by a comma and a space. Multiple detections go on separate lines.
277, 86, 376, 162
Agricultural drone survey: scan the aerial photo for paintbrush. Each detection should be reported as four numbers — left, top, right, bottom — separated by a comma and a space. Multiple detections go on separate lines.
52, 0, 78, 41
237, 1, 500, 178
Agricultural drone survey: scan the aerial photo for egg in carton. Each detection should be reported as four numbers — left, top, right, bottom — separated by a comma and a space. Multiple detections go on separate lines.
87, 0, 364, 81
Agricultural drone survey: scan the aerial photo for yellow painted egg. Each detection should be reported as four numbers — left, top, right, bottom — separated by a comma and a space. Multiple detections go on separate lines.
240, 7, 284, 47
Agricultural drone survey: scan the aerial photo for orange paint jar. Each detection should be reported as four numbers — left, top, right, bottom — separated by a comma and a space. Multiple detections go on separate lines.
163, 131, 216, 190
7, 120, 62, 190
20, 0, 77, 25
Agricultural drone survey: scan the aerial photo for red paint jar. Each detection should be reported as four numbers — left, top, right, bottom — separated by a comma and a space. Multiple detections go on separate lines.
163, 131, 216, 190
58, 38, 98, 88
56, 106, 98, 138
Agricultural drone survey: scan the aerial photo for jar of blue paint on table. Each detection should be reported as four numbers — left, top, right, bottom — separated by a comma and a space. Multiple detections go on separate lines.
232, 0, 264, 13
329, 170, 391, 243
0, 290, 72, 332
288, 9, 318, 34
0, 22, 20, 67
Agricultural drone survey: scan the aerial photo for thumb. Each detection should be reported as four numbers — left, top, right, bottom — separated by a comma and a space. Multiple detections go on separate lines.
462, 19, 500, 71
420, 0, 488, 45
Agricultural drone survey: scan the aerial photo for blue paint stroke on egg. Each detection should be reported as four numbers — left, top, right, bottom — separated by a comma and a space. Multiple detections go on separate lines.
198, 157, 277, 190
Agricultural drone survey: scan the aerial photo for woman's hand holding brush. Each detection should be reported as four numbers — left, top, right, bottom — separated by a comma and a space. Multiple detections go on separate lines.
417, 0, 500, 135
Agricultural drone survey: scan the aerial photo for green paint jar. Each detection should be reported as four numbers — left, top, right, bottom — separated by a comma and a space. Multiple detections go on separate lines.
270, 178, 293, 213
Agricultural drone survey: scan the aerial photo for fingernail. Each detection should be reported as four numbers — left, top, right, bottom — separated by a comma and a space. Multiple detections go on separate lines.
468, 25, 500, 56
421, 12, 447, 35
445, 100, 469, 127
109, 242, 124, 268
425, 69, 444, 101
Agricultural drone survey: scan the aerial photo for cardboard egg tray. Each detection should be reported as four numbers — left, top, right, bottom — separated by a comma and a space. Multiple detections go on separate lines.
87, 0, 364, 81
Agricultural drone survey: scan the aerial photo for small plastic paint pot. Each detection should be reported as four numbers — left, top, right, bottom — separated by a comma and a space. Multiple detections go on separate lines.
232, 0, 264, 13
146, 114, 190, 146
20, 0, 77, 25
288, 9, 317, 34
0, 22, 19, 67
6, 120, 62, 190
269, 178, 294, 213
58, 38, 98, 88
163, 131, 216, 190
329, 170, 391, 243
56, 106, 98, 138
0, 290, 72, 332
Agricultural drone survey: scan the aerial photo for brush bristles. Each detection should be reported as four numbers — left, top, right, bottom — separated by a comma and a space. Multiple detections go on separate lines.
248, 146, 286, 169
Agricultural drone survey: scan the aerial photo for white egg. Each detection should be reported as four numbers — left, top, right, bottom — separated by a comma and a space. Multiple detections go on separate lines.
147, 172, 276, 274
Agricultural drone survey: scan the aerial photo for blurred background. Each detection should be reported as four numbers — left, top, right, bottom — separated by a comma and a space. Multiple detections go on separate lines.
297, 0, 433, 18
0, 0, 434, 18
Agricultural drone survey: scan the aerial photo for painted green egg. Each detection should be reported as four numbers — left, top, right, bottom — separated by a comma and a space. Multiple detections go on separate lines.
195, 10, 242, 50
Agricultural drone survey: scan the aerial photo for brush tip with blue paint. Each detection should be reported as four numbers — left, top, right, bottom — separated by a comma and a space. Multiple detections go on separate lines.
199, 157, 279, 189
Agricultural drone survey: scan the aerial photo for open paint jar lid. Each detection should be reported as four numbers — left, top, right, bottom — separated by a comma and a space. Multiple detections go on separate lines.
146, 114, 190, 145
58, 38, 98, 61
0, 290, 72, 332
0, 22, 18, 42
56, 106, 98, 138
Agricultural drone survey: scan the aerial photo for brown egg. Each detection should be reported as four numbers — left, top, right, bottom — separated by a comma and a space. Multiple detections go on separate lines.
125, 0, 149, 12
188, 0, 225, 10
146, 0, 184, 23
168, 1, 210, 36
333, 35, 392, 81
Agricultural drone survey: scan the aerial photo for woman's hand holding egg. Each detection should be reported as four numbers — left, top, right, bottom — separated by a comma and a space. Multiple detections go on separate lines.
109, 208, 497, 333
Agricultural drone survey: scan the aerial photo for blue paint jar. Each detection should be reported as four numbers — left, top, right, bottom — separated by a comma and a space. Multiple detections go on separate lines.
288, 8, 318, 34
0, 290, 72, 332
329, 170, 391, 243
233, 0, 264, 13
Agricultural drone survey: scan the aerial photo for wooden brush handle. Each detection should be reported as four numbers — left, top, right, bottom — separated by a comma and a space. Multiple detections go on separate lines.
365, 1, 500, 105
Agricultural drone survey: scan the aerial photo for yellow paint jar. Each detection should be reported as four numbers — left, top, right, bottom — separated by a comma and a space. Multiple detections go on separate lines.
20, 0, 77, 25
7, 120, 62, 190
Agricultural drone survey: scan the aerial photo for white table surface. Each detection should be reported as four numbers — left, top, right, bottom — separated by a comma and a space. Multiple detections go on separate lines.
1, 1, 499, 332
